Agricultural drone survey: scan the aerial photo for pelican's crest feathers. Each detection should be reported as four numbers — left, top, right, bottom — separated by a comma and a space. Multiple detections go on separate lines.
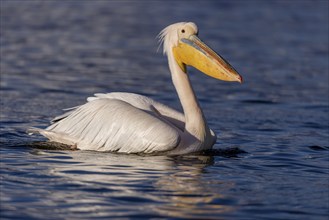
158, 22, 198, 55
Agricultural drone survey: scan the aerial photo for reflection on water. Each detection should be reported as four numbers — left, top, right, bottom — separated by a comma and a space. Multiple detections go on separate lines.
57, 153, 222, 218
1, 0, 328, 219
1, 148, 236, 219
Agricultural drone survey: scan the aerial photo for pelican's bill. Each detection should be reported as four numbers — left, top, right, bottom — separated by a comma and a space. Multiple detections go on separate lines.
173, 35, 242, 83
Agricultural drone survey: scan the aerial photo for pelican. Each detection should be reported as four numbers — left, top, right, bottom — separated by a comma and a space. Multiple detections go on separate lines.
29, 22, 242, 155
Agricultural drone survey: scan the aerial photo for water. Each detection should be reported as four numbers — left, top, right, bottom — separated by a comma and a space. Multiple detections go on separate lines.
1, 0, 328, 219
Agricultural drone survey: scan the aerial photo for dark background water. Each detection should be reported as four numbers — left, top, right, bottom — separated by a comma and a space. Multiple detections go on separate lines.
1, 0, 328, 219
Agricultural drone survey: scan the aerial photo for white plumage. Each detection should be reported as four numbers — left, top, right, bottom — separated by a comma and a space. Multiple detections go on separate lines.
30, 22, 242, 155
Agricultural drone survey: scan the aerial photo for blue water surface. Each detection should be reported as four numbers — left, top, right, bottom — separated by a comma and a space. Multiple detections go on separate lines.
1, 1, 328, 219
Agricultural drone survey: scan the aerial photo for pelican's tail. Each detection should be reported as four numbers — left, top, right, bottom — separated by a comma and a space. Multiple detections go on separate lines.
27, 127, 77, 146
27, 127, 44, 135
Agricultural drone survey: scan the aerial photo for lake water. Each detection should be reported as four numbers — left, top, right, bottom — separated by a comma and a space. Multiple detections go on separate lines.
1, 1, 328, 219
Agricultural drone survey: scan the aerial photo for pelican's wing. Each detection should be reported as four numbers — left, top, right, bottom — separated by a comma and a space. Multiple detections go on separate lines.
34, 98, 181, 153
88, 93, 217, 145
88, 92, 186, 130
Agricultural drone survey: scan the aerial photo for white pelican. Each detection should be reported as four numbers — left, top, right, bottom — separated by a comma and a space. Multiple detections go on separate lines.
30, 22, 242, 155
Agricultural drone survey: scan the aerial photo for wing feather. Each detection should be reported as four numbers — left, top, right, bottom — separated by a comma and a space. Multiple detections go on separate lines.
43, 98, 181, 153
88, 92, 186, 130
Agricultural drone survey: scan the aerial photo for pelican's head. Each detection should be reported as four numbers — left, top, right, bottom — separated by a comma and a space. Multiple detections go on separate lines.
159, 22, 242, 83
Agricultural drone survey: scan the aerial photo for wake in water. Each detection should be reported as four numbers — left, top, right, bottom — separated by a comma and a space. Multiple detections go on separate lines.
8, 141, 248, 157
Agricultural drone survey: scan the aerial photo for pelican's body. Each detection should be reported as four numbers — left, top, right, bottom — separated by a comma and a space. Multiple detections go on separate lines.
30, 22, 242, 155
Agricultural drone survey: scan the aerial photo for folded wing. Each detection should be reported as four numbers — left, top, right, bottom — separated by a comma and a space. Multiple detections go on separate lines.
38, 98, 181, 153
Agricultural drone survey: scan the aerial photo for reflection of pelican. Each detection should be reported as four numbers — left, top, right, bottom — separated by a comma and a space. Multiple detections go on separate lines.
45, 151, 234, 218
30, 22, 242, 154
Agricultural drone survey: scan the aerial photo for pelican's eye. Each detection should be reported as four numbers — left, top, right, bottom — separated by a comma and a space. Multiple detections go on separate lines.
181, 29, 185, 33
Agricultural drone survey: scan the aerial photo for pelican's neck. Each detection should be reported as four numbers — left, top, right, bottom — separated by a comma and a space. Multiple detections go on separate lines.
167, 50, 209, 142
